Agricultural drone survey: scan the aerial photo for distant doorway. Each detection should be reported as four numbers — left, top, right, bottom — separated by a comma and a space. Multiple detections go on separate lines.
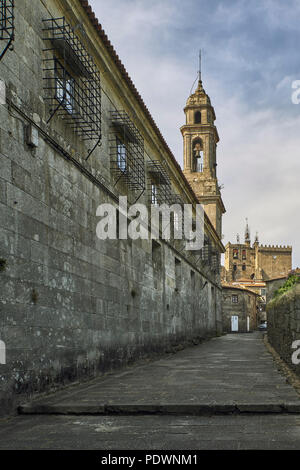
231, 315, 239, 332
247, 316, 250, 332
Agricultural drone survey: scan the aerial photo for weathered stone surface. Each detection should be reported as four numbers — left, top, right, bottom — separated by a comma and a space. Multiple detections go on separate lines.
0, 0, 223, 416
222, 286, 257, 333
0, 333, 300, 450
18, 333, 300, 416
267, 285, 300, 379
1, 413, 300, 450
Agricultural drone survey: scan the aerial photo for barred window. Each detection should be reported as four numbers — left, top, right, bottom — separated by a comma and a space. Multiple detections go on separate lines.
232, 295, 238, 303
151, 182, 158, 205
0, 1, 7, 34
116, 138, 127, 173
202, 242, 211, 263
174, 211, 180, 231
171, 194, 184, 240
42, 17, 101, 159
0, 0, 14, 61
55, 61, 75, 115
211, 251, 219, 272
0, 0, 13, 38
147, 161, 172, 206
110, 110, 145, 192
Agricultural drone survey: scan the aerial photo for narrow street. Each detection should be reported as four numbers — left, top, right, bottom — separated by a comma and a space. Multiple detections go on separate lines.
0, 332, 300, 449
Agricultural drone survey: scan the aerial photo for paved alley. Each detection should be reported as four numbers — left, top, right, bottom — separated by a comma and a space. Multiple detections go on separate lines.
18, 332, 300, 414
0, 332, 300, 449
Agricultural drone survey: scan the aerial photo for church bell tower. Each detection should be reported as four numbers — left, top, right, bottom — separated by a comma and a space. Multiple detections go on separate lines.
181, 75, 225, 237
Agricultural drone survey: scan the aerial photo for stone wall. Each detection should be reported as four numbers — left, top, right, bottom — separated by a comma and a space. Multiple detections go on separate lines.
265, 277, 287, 304
258, 247, 292, 281
0, 0, 223, 415
267, 284, 300, 377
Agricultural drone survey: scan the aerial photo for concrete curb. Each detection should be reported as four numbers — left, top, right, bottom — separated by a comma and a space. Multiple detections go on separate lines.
18, 402, 300, 416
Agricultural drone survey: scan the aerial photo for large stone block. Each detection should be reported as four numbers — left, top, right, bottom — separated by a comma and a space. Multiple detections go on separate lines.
0, 154, 12, 182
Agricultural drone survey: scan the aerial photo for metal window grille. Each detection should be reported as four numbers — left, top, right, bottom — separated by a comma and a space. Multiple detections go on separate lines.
170, 193, 185, 239
202, 245, 210, 262
0, 0, 14, 61
151, 183, 158, 205
110, 110, 145, 192
171, 194, 184, 205
201, 240, 212, 263
211, 250, 220, 273
174, 211, 180, 231
116, 137, 127, 173
42, 17, 101, 156
147, 161, 173, 206
55, 60, 75, 115
232, 295, 238, 303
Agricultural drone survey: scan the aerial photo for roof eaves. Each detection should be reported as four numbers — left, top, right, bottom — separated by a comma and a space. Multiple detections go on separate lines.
78, 0, 224, 248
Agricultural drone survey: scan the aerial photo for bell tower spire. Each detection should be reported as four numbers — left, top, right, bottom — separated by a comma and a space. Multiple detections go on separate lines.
181, 59, 225, 237
245, 218, 251, 245
198, 49, 201, 82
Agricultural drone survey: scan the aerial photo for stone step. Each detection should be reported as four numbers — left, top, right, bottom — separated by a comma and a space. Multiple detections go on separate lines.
19, 401, 300, 415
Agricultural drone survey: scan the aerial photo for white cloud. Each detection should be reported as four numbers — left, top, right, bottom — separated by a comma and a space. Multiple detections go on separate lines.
90, 0, 300, 267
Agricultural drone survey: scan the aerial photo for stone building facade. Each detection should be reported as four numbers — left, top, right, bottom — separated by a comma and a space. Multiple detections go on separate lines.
223, 223, 292, 283
222, 286, 258, 333
222, 222, 292, 327
0, 0, 224, 414
223, 280, 266, 324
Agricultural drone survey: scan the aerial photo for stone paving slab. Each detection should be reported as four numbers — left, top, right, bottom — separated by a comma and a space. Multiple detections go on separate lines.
19, 332, 300, 415
1, 414, 300, 449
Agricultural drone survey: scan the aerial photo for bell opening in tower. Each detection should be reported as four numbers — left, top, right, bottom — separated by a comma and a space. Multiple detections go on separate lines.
192, 137, 203, 172
194, 110, 201, 124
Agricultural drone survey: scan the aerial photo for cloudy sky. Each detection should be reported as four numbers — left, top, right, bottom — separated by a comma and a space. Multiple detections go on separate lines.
90, 0, 300, 267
